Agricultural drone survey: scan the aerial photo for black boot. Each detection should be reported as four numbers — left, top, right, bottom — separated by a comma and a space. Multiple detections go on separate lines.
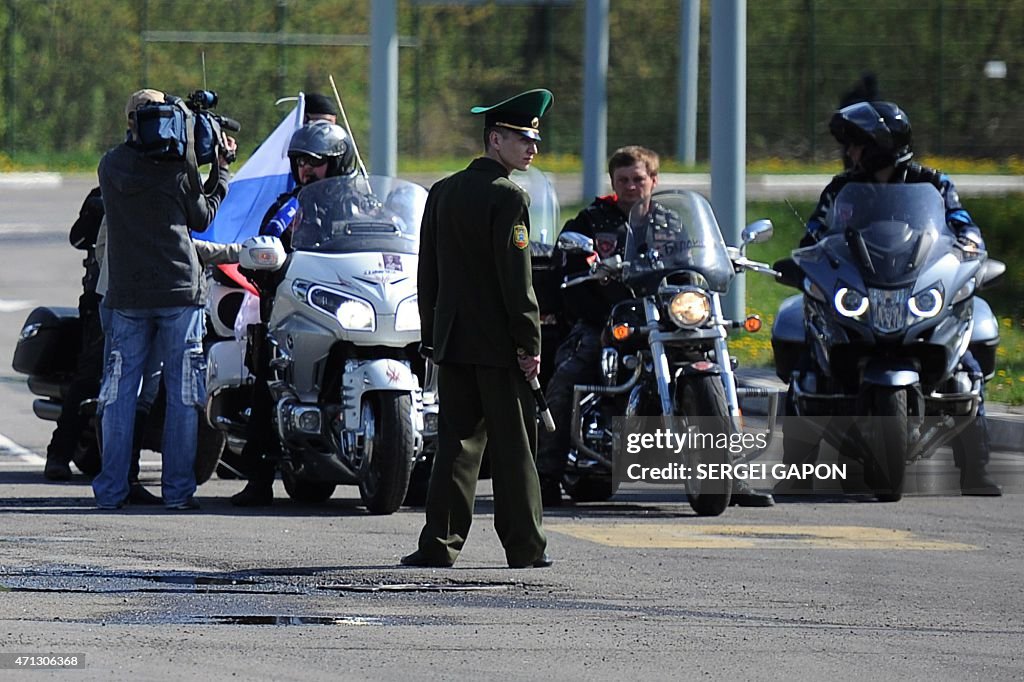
952, 416, 1002, 497
540, 477, 563, 508
127, 482, 162, 505
960, 465, 1002, 496
231, 479, 275, 507
231, 455, 276, 507
43, 453, 73, 481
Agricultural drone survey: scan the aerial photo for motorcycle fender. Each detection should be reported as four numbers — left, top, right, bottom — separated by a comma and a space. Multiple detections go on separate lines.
861, 358, 919, 387
678, 361, 721, 377
342, 359, 419, 427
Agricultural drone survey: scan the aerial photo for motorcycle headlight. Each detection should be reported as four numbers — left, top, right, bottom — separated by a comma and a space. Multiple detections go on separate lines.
908, 287, 943, 319
395, 295, 420, 332
834, 286, 868, 318
667, 288, 711, 328
307, 286, 376, 331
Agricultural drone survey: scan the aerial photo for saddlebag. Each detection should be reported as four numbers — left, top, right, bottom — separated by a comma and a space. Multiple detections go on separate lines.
12, 306, 81, 376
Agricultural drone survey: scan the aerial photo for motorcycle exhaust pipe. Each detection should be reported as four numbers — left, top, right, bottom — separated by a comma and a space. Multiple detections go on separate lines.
569, 364, 643, 468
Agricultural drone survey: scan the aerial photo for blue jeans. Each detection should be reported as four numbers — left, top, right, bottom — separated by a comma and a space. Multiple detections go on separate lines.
99, 302, 162, 412
93, 306, 206, 508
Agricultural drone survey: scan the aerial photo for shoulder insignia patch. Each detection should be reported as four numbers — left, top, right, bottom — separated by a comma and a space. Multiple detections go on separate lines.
512, 224, 529, 250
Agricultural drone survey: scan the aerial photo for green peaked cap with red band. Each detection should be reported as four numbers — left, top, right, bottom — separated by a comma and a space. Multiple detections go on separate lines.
471, 89, 553, 141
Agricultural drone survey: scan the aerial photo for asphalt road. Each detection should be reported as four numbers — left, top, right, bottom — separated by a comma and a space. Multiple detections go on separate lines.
0, 176, 1022, 681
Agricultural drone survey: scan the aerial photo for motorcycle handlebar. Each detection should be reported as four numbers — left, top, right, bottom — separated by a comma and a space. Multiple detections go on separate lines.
560, 256, 625, 289
732, 255, 779, 277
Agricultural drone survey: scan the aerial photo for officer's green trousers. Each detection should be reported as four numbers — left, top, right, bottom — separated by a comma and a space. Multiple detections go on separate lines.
415, 363, 547, 566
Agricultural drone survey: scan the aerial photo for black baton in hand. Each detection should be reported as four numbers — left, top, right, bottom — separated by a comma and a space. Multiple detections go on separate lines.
529, 377, 556, 432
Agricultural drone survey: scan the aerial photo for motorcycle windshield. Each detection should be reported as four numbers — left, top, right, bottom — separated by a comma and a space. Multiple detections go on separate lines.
510, 166, 560, 245
624, 189, 734, 293
289, 175, 427, 255
825, 183, 947, 286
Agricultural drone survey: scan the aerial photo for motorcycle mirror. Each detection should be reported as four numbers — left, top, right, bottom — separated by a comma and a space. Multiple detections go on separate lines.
741, 219, 774, 246
556, 231, 596, 256
978, 258, 1006, 290
239, 235, 287, 271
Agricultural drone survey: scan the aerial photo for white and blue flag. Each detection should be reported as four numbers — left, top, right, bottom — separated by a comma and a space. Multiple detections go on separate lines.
203, 95, 305, 244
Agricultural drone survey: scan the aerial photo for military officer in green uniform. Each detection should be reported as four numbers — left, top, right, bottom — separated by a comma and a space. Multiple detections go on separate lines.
402, 89, 554, 569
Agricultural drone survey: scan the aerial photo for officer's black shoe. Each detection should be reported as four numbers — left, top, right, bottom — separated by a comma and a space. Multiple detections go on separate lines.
128, 483, 162, 505
540, 478, 563, 508
960, 469, 1002, 496
730, 479, 775, 507
230, 481, 274, 507
400, 550, 454, 568
44, 457, 72, 481
509, 553, 553, 569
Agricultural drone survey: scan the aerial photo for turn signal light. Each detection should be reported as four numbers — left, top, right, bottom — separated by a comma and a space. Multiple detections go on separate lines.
611, 324, 632, 341
744, 315, 762, 333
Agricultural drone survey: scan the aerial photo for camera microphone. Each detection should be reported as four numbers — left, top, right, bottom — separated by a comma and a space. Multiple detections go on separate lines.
218, 116, 241, 133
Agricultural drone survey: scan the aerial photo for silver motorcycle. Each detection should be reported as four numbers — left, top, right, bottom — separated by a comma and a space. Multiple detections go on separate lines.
206, 175, 427, 514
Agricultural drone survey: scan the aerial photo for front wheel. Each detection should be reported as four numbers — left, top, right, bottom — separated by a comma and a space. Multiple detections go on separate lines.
562, 473, 613, 503
282, 468, 337, 503
193, 418, 225, 485
357, 393, 415, 515
678, 374, 733, 516
864, 387, 909, 502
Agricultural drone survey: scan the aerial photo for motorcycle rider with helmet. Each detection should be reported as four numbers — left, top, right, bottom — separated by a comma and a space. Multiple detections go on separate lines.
230, 120, 358, 506
783, 100, 1001, 497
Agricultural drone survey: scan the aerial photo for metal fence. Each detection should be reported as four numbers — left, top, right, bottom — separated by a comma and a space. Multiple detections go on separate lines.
1, 0, 1021, 164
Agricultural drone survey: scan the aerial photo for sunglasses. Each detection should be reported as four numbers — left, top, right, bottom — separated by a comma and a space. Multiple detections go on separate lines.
295, 155, 328, 168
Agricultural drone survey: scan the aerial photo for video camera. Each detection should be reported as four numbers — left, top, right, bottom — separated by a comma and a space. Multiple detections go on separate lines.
186, 90, 240, 164
133, 89, 240, 166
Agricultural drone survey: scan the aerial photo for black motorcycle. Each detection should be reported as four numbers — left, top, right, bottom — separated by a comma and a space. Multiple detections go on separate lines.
771, 182, 1004, 500
557, 189, 778, 516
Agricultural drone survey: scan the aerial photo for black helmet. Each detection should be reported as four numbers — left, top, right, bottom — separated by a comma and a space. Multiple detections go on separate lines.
829, 100, 912, 173
287, 121, 356, 181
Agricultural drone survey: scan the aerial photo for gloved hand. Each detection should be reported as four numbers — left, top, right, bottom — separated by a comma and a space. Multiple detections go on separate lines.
956, 232, 983, 252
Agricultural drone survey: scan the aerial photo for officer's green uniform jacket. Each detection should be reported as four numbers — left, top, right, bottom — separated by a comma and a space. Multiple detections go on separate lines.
418, 156, 541, 366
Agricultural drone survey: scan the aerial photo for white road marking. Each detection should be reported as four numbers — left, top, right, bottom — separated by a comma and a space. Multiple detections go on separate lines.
0, 433, 163, 469
0, 432, 44, 464
0, 299, 35, 313
0, 172, 62, 188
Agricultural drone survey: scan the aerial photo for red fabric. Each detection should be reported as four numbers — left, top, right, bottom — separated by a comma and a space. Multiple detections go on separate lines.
218, 263, 259, 297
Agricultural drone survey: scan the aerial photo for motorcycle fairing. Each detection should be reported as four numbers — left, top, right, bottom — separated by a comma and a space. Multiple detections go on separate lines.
341, 359, 420, 428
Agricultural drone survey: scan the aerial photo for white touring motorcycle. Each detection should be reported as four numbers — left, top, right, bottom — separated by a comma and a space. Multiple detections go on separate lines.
205, 175, 428, 514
